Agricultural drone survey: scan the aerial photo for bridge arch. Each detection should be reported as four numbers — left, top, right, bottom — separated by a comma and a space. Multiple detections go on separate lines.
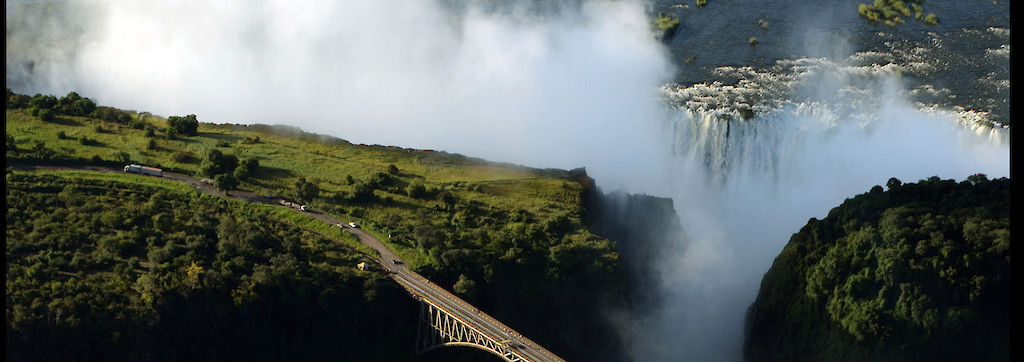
418, 342, 512, 361
415, 299, 527, 362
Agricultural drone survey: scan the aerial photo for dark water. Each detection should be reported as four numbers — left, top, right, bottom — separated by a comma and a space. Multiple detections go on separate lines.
652, 0, 1010, 126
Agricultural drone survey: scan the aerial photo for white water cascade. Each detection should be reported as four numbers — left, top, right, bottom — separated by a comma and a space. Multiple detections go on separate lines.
628, 63, 1010, 361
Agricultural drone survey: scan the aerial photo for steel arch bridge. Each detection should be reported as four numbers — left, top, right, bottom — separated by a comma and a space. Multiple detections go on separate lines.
414, 297, 529, 362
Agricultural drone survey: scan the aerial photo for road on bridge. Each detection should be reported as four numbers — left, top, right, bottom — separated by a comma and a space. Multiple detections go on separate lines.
314, 218, 565, 362
12, 164, 564, 362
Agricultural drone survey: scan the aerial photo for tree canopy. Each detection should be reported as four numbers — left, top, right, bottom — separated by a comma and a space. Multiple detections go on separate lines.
745, 175, 1010, 362
166, 114, 199, 136
5, 170, 417, 361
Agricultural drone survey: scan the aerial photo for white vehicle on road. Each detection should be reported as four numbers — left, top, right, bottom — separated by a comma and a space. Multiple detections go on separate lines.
348, 222, 359, 228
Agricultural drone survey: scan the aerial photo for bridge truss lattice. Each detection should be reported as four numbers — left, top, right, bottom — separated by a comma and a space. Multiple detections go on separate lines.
414, 298, 527, 362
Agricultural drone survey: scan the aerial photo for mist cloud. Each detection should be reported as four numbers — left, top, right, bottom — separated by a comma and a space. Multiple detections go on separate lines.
6, 0, 675, 192
635, 60, 1009, 361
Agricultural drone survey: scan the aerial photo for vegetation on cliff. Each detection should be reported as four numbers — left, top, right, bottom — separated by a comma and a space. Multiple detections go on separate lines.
652, 11, 680, 40
6, 89, 629, 360
744, 175, 1009, 361
6, 170, 418, 361
858, 0, 939, 27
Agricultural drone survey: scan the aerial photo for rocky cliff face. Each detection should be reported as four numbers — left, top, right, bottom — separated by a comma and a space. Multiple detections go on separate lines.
583, 180, 688, 321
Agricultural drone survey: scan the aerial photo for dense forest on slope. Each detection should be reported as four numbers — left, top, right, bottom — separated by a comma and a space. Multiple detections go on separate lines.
6, 170, 418, 361
6, 89, 631, 360
744, 175, 1010, 361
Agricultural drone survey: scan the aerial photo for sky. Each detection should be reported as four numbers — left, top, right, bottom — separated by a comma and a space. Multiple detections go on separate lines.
6, 0, 676, 193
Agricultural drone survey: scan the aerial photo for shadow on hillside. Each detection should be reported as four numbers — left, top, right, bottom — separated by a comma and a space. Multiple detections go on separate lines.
252, 166, 296, 183
200, 132, 244, 144
50, 117, 82, 126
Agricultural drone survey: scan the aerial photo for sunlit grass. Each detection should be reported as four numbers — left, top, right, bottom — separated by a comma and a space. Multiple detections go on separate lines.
8, 101, 588, 272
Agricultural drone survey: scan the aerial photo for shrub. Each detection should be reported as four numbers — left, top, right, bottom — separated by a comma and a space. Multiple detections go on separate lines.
112, 151, 131, 164
38, 109, 55, 122
653, 12, 680, 39
29, 94, 57, 109
7, 93, 30, 109
407, 183, 427, 198
214, 173, 239, 193
923, 13, 938, 25
172, 151, 195, 163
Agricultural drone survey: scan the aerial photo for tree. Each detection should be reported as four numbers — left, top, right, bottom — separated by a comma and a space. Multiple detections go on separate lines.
58, 92, 96, 116
38, 109, 55, 123
966, 174, 988, 185
387, 164, 399, 175
29, 94, 57, 110
438, 191, 456, 210
350, 183, 374, 203
234, 157, 259, 181
407, 182, 426, 198
7, 91, 30, 109
214, 173, 239, 195
58, 91, 81, 107
70, 98, 97, 116
452, 274, 477, 300
295, 177, 320, 202
200, 149, 239, 177
166, 114, 199, 136
233, 162, 251, 181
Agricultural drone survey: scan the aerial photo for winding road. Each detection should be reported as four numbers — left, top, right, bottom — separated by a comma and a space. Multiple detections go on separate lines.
13, 164, 564, 362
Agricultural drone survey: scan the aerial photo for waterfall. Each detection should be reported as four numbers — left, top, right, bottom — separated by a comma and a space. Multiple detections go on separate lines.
629, 62, 1010, 361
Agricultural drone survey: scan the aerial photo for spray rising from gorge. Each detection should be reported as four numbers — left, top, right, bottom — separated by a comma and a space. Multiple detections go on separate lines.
6, 1, 1010, 361
633, 60, 1008, 360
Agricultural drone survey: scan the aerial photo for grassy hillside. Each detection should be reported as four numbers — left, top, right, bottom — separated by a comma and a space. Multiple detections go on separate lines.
6, 89, 629, 360
744, 175, 1010, 361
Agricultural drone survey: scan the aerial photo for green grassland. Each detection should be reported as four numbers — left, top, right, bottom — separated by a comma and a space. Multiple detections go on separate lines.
7, 94, 599, 267
6, 89, 629, 360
